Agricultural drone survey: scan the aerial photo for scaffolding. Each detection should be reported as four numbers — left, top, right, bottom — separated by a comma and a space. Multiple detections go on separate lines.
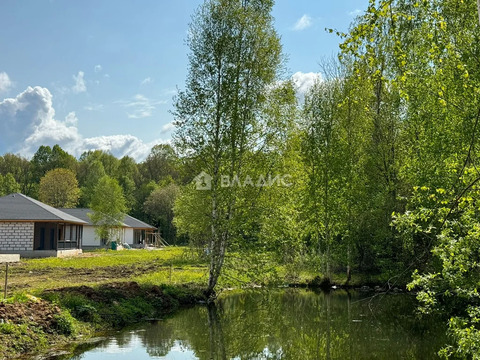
145, 231, 169, 248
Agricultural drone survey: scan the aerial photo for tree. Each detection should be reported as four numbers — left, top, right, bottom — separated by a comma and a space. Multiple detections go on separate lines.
340, 0, 480, 356
173, 0, 286, 298
78, 159, 106, 207
89, 176, 127, 244
38, 168, 80, 208
0, 153, 34, 195
144, 183, 180, 244
31, 145, 77, 183
140, 144, 179, 183
116, 156, 140, 213
0, 173, 20, 196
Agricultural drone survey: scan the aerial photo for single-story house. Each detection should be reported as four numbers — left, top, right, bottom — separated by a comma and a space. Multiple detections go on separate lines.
59, 208, 157, 249
0, 193, 86, 258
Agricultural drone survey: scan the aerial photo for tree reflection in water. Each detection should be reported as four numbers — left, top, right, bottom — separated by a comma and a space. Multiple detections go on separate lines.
71, 289, 447, 360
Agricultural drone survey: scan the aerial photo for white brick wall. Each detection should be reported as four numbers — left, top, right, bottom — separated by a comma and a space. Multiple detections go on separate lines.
0, 222, 34, 251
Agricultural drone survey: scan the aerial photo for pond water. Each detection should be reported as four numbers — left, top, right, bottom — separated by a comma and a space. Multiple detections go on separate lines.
65, 289, 447, 360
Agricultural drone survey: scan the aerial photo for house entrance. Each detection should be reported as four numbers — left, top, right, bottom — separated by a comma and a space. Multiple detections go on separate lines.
34, 223, 57, 250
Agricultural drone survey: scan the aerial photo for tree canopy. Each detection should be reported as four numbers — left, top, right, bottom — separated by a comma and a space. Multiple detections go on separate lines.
38, 168, 80, 208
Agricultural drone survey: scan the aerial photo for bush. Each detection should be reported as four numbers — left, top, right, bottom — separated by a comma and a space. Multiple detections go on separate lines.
53, 311, 76, 336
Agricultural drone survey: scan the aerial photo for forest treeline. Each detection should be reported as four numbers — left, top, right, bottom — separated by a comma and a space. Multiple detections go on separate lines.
0, 144, 182, 245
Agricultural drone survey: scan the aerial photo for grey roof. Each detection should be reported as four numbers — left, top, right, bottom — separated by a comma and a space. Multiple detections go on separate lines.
59, 208, 156, 230
0, 193, 87, 224
123, 214, 156, 230
56, 208, 96, 226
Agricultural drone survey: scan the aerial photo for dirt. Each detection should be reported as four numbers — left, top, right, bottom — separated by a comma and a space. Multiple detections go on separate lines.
0, 298, 63, 333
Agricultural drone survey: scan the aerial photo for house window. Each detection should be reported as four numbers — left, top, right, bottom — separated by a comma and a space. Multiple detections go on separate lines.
57, 223, 82, 250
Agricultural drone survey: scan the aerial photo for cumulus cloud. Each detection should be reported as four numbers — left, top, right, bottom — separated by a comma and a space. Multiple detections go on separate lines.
0, 72, 13, 94
0, 86, 81, 155
72, 71, 86, 93
116, 94, 166, 119
94, 65, 102, 73
64, 111, 78, 125
293, 15, 312, 31
80, 135, 165, 161
141, 77, 153, 85
0, 86, 164, 161
291, 71, 322, 97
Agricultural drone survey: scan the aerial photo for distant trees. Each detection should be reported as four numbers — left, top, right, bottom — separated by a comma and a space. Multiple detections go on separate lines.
144, 183, 180, 244
38, 168, 80, 208
0, 144, 182, 244
31, 145, 77, 183
140, 144, 179, 183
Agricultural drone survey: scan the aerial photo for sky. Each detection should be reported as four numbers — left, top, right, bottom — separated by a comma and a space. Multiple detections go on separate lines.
0, 0, 369, 161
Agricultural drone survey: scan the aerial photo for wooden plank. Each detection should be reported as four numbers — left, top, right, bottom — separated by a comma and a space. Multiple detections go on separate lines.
0, 254, 20, 263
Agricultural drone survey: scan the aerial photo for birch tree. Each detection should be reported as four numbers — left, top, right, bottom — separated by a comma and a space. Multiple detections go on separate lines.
173, 0, 285, 298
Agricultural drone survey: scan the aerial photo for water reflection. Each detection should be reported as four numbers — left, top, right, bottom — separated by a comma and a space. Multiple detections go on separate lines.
69, 289, 447, 360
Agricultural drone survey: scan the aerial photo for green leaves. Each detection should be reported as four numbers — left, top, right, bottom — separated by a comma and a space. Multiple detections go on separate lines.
38, 168, 80, 208
89, 175, 127, 243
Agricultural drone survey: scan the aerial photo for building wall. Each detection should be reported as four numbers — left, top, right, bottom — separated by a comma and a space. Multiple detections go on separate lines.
82, 226, 99, 246
82, 225, 128, 247
0, 221, 34, 251
124, 228, 134, 245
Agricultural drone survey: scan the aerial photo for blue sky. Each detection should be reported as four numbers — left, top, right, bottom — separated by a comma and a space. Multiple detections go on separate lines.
0, 0, 368, 161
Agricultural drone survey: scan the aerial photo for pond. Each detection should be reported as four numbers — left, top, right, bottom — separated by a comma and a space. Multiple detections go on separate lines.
65, 289, 447, 360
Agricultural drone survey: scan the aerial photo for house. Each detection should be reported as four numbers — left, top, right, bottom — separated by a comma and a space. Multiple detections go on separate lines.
0, 193, 86, 258
59, 208, 157, 249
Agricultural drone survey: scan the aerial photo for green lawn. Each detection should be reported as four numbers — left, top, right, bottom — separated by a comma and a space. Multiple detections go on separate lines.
8, 247, 209, 295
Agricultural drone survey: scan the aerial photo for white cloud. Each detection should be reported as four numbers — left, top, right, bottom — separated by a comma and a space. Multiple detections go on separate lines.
0, 86, 164, 161
141, 77, 153, 85
94, 65, 102, 73
0, 72, 13, 94
160, 122, 175, 134
293, 15, 312, 31
80, 135, 165, 161
349, 9, 362, 17
64, 111, 78, 125
291, 71, 322, 96
116, 94, 166, 119
72, 71, 87, 93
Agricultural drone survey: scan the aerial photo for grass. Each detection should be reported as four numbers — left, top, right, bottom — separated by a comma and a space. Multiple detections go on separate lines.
7, 246, 394, 298
8, 247, 209, 294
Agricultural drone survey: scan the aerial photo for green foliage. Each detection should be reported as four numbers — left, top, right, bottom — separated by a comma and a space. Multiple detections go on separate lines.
0, 172, 20, 195
144, 183, 180, 244
173, 0, 292, 294
89, 175, 127, 243
0, 322, 48, 355
38, 168, 80, 207
394, 169, 480, 357
53, 311, 77, 336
